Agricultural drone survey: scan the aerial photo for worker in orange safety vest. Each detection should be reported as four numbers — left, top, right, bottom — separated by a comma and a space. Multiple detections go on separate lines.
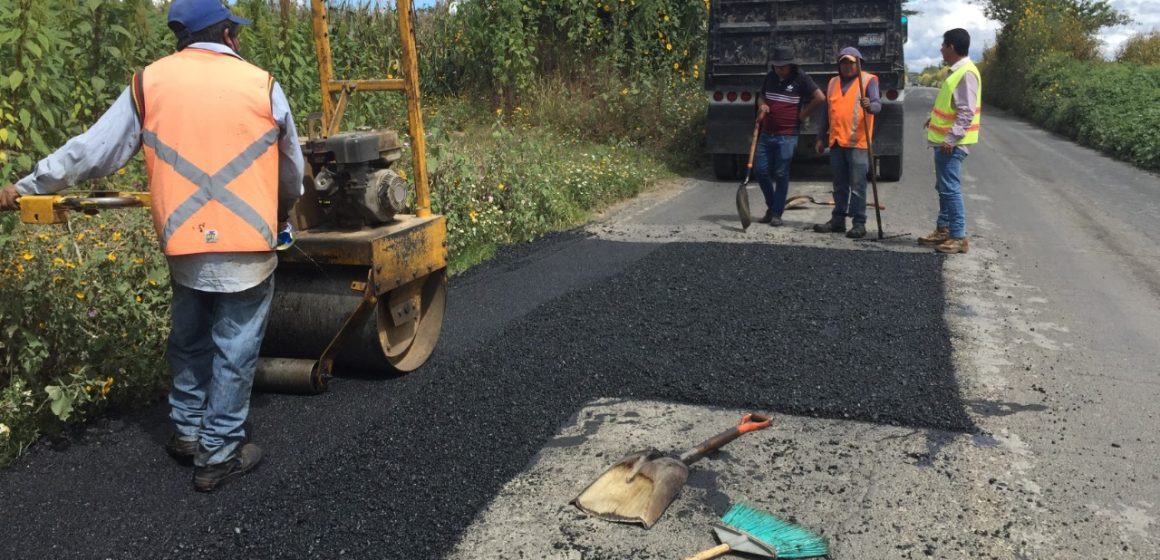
812, 46, 881, 240
0, 0, 304, 492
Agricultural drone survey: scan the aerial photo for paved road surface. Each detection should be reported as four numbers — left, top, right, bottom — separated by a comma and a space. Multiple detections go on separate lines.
1, 88, 1157, 559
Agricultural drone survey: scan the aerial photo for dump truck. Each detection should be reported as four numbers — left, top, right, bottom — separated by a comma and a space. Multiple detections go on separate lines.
9, 0, 446, 394
705, 0, 909, 181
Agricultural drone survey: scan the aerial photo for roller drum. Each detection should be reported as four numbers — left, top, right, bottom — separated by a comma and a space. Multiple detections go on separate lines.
260, 264, 446, 374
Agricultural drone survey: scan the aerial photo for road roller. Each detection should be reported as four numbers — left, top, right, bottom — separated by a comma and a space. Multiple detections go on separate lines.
255, 0, 447, 393
9, 0, 447, 395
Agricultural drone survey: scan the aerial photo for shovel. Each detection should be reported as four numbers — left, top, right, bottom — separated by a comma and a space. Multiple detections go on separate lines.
736, 122, 761, 231
572, 413, 772, 529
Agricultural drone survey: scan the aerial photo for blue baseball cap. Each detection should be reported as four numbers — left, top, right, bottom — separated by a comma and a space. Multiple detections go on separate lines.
838, 47, 864, 62
168, 0, 252, 36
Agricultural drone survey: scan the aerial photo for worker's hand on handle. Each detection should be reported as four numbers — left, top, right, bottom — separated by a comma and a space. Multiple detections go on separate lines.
0, 185, 20, 210
860, 97, 871, 108
755, 104, 769, 123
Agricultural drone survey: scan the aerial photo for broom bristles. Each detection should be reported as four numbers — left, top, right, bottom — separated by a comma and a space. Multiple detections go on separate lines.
721, 503, 829, 559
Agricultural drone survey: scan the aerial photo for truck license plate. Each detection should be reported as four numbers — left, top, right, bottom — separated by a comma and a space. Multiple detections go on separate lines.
859, 33, 885, 47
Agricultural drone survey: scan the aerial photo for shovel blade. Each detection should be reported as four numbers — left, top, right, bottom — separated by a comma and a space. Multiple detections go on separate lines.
736, 181, 752, 230
573, 452, 689, 529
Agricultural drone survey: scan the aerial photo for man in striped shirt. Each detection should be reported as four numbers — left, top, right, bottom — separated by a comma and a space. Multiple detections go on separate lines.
754, 46, 825, 226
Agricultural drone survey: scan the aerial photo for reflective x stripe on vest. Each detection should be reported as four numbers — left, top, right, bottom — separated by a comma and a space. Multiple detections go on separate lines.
927, 60, 982, 145
138, 48, 280, 256
143, 128, 280, 251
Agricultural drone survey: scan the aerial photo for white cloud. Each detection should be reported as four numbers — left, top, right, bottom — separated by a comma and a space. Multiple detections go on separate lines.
905, 0, 1160, 70
903, 2, 998, 71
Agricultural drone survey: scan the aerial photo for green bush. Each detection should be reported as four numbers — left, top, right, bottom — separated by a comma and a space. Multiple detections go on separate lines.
1117, 31, 1160, 65
1023, 54, 1160, 170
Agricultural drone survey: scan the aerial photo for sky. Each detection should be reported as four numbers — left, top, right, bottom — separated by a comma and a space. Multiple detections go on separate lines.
904, 0, 1160, 71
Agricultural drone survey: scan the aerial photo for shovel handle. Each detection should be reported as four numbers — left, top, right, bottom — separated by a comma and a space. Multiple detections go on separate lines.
678, 413, 771, 465
684, 543, 732, 560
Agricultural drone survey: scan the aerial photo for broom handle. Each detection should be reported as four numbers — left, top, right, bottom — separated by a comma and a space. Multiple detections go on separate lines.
684, 543, 732, 560
679, 413, 771, 465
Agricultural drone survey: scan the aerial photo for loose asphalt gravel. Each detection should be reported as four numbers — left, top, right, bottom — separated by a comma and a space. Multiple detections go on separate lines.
0, 232, 971, 559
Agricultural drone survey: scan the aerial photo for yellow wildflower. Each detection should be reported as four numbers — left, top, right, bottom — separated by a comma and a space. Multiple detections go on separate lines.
469, 210, 478, 223
22, 252, 33, 261
16, 264, 24, 274
133, 257, 145, 265
52, 257, 65, 266
117, 167, 127, 176
107, 253, 117, 263
76, 292, 86, 301
101, 377, 114, 397
666, 43, 672, 51
673, 62, 680, 70
497, 183, 506, 191
76, 233, 86, 241
0, 423, 10, 439
112, 232, 122, 241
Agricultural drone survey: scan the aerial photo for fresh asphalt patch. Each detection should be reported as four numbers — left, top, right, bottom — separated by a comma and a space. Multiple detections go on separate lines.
0, 234, 971, 559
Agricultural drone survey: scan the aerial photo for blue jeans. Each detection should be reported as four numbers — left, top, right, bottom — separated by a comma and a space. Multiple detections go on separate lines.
753, 134, 798, 216
168, 275, 274, 467
830, 145, 869, 225
934, 147, 969, 238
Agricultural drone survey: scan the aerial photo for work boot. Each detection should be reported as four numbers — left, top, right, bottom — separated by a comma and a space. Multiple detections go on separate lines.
193, 443, 263, 492
768, 215, 783, 227
917, 226, 950, 245
935, 237, 969, 254
846, 223, 867, 239
165, 433, 198, 466
813, 217, 846, 233
757, 209, 774, 224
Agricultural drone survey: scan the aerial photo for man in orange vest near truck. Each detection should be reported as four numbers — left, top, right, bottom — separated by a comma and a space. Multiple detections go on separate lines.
919, 28, 981, 254
0, 0, 304, 491
812, 47, 881, 239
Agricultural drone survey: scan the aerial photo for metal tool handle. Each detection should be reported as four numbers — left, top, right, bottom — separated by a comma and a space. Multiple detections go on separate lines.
855, 62, 885, 240
678, 413, 771, 466
684, 543, 732, 560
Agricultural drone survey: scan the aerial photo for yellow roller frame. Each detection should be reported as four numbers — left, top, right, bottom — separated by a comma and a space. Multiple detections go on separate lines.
18, 192, 151, 225
311, 0, 431, 219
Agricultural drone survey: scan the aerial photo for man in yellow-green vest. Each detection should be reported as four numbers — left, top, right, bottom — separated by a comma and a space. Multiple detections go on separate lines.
919, 28, 981, 254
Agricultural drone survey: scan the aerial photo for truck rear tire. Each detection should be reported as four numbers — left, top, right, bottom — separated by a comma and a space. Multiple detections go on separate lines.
713, 154, 739, 181
878, 155, 902, 182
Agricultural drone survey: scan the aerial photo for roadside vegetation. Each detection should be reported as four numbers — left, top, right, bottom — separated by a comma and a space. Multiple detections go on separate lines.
976, 0, 1160, 170
0, 0, 708, 465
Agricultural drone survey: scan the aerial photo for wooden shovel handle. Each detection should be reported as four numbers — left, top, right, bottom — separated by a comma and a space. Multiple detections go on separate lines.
678, 413, 772, 465
685, 543, 732, 560
746, 121, 761, 170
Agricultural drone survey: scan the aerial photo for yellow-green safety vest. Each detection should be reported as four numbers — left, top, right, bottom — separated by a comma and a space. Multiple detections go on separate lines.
927, 60, 982, 145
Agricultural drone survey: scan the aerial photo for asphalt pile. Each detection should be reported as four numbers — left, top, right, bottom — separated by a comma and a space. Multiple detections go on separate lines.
0, 236, 972, 559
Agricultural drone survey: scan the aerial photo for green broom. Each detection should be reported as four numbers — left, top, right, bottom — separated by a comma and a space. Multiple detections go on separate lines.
684, 503, 829, 559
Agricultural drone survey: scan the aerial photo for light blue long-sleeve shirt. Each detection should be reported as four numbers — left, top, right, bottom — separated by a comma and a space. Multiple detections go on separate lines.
15, 43, 305, 293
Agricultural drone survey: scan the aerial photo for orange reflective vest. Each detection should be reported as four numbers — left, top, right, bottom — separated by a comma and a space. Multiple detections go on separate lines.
132, 48, 280, 256
826, 72, 877, 150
